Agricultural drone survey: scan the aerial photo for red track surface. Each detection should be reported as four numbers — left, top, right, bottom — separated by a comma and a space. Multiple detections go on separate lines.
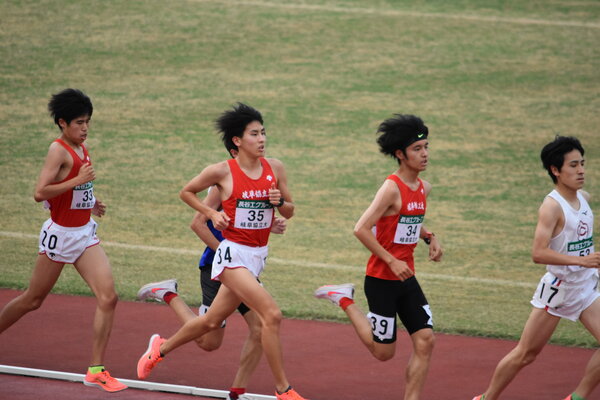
0, 289, 596, 400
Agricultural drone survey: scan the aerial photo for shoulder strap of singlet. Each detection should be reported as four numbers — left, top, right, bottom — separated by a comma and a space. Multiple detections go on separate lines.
54, 138, 86, 162
387, 174, 422, 192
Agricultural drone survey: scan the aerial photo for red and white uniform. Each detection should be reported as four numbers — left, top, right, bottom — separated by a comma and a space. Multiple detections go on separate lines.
366, 175, 427, 280
46, 138, 95, 227
221, 157, 276, 247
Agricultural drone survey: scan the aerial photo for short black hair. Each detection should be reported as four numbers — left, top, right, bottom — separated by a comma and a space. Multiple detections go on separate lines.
376, 114, 428, 163
48, 88, 93, 128
215, 103, 263, 152
541, 136, 585, 183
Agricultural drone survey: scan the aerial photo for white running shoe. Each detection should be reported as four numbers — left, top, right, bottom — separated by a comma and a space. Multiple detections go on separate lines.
137, 279, 178, 302
227, 394, 254, 400
314, 283, 355, 306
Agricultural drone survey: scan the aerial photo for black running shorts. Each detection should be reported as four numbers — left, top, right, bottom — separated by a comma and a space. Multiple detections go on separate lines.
364, 275, 433, 343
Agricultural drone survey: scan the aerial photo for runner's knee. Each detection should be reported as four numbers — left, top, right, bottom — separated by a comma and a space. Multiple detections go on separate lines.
96, 291, 118, 310
261, 307, 283, 328
413, 331, 435, 355
195, 335, 222, 352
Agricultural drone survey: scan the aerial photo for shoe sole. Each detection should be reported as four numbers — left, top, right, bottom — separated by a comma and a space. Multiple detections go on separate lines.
137, 333, 160, 379
83, 380, 127, 392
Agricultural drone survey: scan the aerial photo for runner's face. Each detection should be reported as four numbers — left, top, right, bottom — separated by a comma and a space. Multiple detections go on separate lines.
59, 115, 91, 145
555, 149, 585, 190
401, 139, 429, 171
237, 120, 266, 157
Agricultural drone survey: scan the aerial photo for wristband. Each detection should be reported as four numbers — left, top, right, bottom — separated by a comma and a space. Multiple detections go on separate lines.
423, 232, 435, 245
276, 198, 285, 207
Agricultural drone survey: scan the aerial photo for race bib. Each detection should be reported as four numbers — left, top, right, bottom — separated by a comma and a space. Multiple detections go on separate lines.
567, 236, 594, 257
71, 182, 95, 209
535, 274, 566, 308
393, 214, 423, 244
367, 312, 395, 341
234, 199, 273, 230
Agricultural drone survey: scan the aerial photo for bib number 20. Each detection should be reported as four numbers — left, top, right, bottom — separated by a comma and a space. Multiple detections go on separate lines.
41, 230, 58, 250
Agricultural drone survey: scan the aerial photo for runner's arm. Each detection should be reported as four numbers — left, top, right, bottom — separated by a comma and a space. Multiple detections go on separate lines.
420, 180, 443, 261
268, 158, 294, 219
34, 143, 95, 202
190, 187, 223, 251
354, 180, 414, 281
180, 163, 231, 230
532, 197, 600, 268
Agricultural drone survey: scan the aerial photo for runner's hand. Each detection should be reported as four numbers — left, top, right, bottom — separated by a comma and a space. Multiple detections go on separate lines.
271, 217, 287, 234
269, 183, 282, 206
92, 199, 106, 217
77, 162, 95, 185
210, 210, 230, 231
581, 252, 600, 268
389, 259, 414, 281
428, 236, 443, 262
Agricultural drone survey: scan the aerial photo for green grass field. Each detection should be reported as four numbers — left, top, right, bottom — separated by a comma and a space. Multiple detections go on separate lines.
1, 0, 599, 347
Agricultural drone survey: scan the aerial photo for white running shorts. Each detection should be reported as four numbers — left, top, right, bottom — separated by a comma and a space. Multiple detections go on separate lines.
531, 272, 600, 321
38, 218, 100, 264
211, 239, 268, 281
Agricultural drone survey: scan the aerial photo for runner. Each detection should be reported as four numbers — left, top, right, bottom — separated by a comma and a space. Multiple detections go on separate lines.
137, 158, 286, 400
472, 136, 600, 400
315, 113, 443, 399
0, 88, 127, 392
136, 103, 307, 400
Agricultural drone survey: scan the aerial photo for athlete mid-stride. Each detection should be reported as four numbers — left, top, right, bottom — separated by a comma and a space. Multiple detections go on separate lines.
315, 114, 443, 400
136, 103, 307, 400
0, 89, 127, 393
472, 136, 600, 400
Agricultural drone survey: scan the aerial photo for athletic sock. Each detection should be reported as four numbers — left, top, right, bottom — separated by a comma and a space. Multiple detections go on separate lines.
339, 297, 354, 311
164, 292, 178, 304
570, 393, 585, 400
277, 386, 293, 395
229, 387, 246, 399
88, 365, 105, 374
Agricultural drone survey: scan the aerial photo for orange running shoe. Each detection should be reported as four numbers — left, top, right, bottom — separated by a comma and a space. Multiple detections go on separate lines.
275, 387, 308, 400
83, 369, 127, 392
137, 333, 166, 379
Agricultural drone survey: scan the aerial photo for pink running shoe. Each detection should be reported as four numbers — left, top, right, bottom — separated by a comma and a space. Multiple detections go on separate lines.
83, 368, 127, 392
314, 283, 354, 306
137, 334, 165, 379
472, 396, 484, 400
275, 387, 308, 400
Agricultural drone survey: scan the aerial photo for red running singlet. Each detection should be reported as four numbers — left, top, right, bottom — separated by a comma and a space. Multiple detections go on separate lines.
46, 139, 95, 227
366, 174, 427, 280
221, 158, 276, 247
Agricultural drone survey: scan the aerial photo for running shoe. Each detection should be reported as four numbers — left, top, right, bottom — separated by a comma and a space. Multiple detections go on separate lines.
137, 278, 178, 302
472, 396, 484, 400
314, 283, 355, 306
137, 333, 165, 379
275, 387, 307, 400
83, 368, 127, 392
227, 394, 253, 400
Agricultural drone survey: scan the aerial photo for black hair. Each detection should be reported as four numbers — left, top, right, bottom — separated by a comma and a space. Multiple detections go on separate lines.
376, 114, 428, 163
215, 103, 263, 152
48, 88, 93, 129
540, 136, 585, 183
